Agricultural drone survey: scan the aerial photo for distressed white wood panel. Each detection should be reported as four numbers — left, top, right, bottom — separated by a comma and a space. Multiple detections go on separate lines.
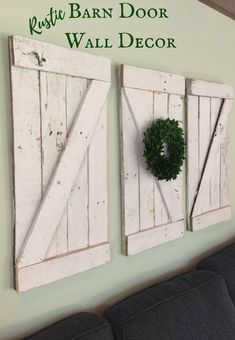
39, 72, 68, 259
192, 207, 231, 232
121, 65, 185, 256
66, 76, 89, 252
17, 80, 110, 268
89, 104, 108, 245
17, 243, 111, 292
10, 36, 111, 82
187, 79, 233, 232
124, 88, 154, 231
220, 114, 230, 207
210, 98, 222, 211
187, 95, 199, 218
193, 97, 211, 216
11, 67, 42, 259
126, 221, 184, 256
153, 92, 169, 226
159, 94, 184, 223
121, 89, 140, 236
10, 36, 111, 291
122, 65, 185, 95
188, 79, 234, 99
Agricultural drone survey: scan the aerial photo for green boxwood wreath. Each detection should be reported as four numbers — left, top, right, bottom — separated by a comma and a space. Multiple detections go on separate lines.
143, 118, 185, 181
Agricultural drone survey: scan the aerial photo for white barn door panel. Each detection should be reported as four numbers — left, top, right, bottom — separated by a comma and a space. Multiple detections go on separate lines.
120, 65, 185, 256
10, 36, 111, 291
187, 79, 233, 231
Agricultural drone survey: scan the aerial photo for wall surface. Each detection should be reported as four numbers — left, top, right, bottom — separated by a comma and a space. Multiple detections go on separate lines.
0, 1, 235, 339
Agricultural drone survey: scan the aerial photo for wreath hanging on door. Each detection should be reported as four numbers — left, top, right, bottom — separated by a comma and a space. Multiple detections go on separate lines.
143, 118, 185, 181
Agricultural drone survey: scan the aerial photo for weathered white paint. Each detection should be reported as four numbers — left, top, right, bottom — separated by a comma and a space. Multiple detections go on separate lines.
188, 79, 234, 99
11, 67, 42, 259
121, 65, 185, 95
10, 36, 111, 82
187, 79, 233, 231
89, 104, 108, 246
66, 76, 89, 252
17, 80, 110, 268
40, 72, 68, 259
10, 36, 111, 291
191, 207, 232, 231
126, 221, 184, 256
17, 243, 111, 292
120, 65, 185, 256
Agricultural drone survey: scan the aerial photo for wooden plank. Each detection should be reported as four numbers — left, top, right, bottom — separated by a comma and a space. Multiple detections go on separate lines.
11, 67, 42, 259
11, 36, 111, 82
17, 80, 110, 268
121, 89, 140, 236
124, 88, 154, 231
193, 96, 211, 216
89, 104, 108, 245
220, 100, 232, 207
191, 206, 231, 231
192, 99, 232, 221
187, 95, 199, 218
159, 94, 184, 223
210, 98, 222, 211
126, 220, 184, 256
39, 72, 68, 259
153, 92, 169, 226
188, 79, 234, 99
121, 65, 185, 95
16, 243, 111, 292
66, 76, 89, 252
199, 0, 235, 21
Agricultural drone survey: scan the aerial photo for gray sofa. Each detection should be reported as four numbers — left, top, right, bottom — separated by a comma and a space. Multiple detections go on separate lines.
26, 243, 235, 340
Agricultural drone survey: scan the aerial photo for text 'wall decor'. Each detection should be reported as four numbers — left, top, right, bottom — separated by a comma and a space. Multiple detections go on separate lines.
187, 79, 234, 231
10, 36, 111, 292
120, 65, 186, 256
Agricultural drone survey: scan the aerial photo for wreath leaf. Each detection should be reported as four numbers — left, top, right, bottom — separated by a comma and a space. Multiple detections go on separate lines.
143, 118, 185, 181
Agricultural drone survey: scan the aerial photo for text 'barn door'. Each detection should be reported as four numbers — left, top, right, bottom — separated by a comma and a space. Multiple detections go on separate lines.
10, 36, 111, 292
187, 80, 233, 231
120, 65, 185, 256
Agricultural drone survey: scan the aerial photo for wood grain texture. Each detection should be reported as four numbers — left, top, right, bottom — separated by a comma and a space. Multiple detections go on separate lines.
10, 36, 111, 82
121, 65, 185, 95
10, 36, 111, 291
17, 80, 110, 268
187, 78, 233, 232
121, 65, 185, 256
17, 243, 111, 292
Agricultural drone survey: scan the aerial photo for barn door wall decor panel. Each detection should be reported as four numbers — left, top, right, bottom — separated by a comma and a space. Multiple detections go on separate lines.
187, 79, 233, 232
9, 36, 111, 292
120, 65, 185, 256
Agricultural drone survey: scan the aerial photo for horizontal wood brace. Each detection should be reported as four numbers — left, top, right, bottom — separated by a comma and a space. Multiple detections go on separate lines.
10, 36, 111, 82
121, 65, 185, 95
191, 206, 231, 231
125, 220, 184, 256
16, 243, 111, 292
187, 79, 234, 99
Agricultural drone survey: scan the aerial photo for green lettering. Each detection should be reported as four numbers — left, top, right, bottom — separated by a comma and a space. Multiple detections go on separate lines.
119, 32, 133, 48
65, 32, 86, 48
159, 8, 168, 18
119, 3, 134, 18
167, 38, 176, 48
69, 3, 81, 18
29, 17, 42, 35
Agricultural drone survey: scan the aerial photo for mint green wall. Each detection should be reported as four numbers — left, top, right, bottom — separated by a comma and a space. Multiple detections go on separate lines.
0, 1, 235, 338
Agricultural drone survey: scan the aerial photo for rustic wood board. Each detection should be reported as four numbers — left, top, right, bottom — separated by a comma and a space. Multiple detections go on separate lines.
10, 36, 111, 291
120, 65, 185, 256
187, 79, 233, 231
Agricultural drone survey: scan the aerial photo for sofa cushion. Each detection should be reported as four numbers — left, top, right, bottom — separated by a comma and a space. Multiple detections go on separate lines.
198, 243, 235, 305
25, 312, 114, 340
104, 270, 235, 340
